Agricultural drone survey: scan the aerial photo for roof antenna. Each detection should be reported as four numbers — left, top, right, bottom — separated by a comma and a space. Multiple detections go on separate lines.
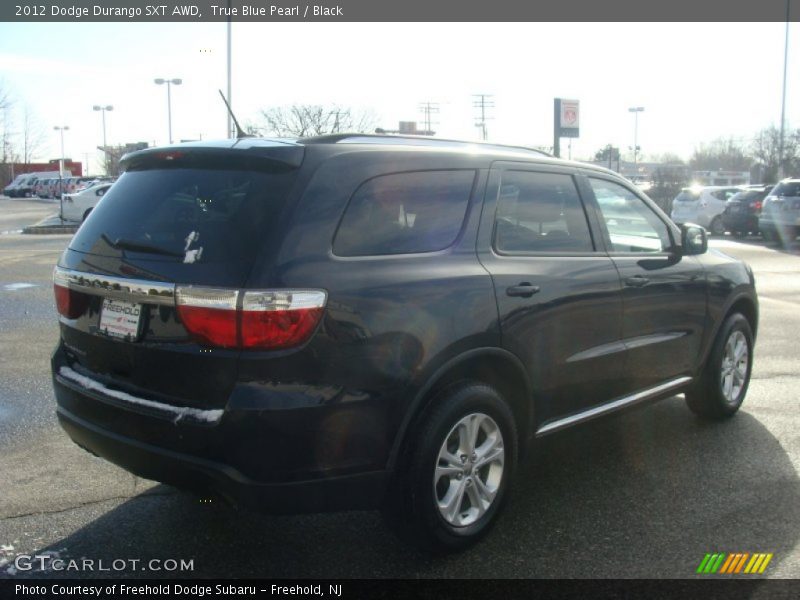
218, 89, 250, 139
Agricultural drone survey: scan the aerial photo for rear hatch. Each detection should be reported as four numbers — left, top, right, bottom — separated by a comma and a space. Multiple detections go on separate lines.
725, 190, 765, 216
670, 188, 701, 221
54, 141, 306, 410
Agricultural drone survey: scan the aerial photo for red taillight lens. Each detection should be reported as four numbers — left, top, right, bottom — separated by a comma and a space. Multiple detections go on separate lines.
176, 287, 326, 350
176, 287, 239, 348
176, 305, 239, 348
241, 306, 324, 349
54, 283, 90, 319
752, 201, 763, 211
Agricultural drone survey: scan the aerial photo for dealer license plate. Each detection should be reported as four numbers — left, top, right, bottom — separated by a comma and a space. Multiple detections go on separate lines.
99, 298, 143, 341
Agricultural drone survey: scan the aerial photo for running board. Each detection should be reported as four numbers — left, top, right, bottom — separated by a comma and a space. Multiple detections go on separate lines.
535, 376, 693, 437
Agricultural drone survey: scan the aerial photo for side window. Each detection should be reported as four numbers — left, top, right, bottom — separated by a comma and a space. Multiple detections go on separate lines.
493, 171, 594, 253
333, 170, 475, 256
588, 178, 672, 253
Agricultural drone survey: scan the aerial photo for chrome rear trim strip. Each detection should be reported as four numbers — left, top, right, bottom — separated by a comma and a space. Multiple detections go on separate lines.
535, 376, 692, 437
53, 266, 175, 306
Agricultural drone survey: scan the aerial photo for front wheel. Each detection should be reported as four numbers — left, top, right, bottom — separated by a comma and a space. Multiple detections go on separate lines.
686, 313, 753, 420
382, 382, 518, 552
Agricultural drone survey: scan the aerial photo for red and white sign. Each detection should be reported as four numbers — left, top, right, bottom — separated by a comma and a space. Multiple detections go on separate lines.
560, 99, 580, 129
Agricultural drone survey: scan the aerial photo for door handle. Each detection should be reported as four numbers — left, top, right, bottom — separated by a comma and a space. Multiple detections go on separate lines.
625, 275, 650, 288
506, 283, 540, 298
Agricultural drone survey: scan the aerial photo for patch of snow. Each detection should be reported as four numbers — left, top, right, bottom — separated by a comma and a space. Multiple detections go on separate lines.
58, 366, 223, 424
0, 544, 13, 553
183, 247, 203, 264
184, 230, 199, 251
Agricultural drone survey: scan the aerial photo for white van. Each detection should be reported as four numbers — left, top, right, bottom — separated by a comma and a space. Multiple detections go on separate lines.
6, 170, 74, 197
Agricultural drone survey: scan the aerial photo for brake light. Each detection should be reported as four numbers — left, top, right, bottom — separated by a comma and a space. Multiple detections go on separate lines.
752, 201, 763, 211
176, 287, 326, 350
53, 283, 90, 319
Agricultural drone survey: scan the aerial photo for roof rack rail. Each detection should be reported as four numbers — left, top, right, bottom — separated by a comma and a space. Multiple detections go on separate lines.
298, 133, 552, 157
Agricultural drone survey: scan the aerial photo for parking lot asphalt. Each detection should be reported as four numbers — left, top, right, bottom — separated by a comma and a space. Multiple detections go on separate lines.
0, 196, 798, 579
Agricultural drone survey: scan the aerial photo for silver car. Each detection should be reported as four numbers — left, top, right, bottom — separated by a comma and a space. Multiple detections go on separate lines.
670, 186, 742, 235
760, 178, 800, 246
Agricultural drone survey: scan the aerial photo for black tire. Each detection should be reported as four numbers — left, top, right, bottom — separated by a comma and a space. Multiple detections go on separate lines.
82, 208, 93, 222
686, 313, 753, 420
382, 382, 518, 552
709, 216, 725, 236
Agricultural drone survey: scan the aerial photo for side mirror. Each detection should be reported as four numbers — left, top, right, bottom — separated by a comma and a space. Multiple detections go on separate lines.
680, 223, 708, 255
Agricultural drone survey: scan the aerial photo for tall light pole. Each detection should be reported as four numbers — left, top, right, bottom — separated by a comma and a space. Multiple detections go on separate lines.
154, 78, 182, 144
628, 106, 645, 174
778, 0, 791, 179
54, 125, 69, 220
93, 105, 113, 173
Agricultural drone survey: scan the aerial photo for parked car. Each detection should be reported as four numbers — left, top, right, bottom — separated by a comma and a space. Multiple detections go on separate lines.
722, 185, 773, 237
760, 178, 800, 246
60, 183, 112, 222
51, 135, 758, 550
670, 185, 742, 235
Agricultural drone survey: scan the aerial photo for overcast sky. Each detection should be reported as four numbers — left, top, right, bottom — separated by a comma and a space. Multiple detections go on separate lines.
0, 21, 797, 174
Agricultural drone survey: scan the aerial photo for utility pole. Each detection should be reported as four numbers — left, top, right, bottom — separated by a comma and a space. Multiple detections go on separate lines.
473, 94, 494, 141
778, 0, 791, 179
418, 101, 440, 135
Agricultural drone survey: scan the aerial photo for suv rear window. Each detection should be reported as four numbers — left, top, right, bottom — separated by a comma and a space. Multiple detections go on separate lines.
70, 167, 297, 263
333, 170, 475, 256
674, 190, 701, 202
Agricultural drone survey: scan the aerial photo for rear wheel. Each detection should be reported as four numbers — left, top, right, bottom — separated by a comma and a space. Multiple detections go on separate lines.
709, 216, 726, 236
382, 382, 517, 552
686, 313, 753, 420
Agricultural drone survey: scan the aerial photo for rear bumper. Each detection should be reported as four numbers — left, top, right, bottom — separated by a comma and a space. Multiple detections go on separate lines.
722, 212, 758, 232
51, 343, 391, 513
56, 406, 388, 513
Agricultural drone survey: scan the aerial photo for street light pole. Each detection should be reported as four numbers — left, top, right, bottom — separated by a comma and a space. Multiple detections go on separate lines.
53, 125, 69, 220
628, 106, 645, 174
93, 105, 113, 173
154, 78, 183, 144
778, 0, 791, 179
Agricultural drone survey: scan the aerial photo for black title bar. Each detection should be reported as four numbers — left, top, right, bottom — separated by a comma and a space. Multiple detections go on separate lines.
2, 0, 800, 23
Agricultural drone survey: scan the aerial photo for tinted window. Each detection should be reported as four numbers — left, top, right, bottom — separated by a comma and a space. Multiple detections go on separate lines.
773, 181, 800, 197
333, 170, 475, 256
70, 167, 297, 263
589, 178, 672, 253
674, 190, 701, 202
493, 171, 593, 253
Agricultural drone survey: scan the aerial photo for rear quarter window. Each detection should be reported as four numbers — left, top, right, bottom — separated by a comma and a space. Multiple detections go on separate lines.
333, 170, 476, 256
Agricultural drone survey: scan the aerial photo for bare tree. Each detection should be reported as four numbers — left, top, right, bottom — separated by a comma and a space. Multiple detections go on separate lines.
751, 125, 800, 183
256, 105, 378, 137
0, 83, 18, 185
21, 105, 47, 164
689, 138, 752, 172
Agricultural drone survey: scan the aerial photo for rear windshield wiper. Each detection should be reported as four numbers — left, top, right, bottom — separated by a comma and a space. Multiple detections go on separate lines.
101, 233, 184, 258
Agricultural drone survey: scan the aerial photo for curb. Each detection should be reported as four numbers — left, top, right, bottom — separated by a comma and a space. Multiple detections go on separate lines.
22, 225, 79, 235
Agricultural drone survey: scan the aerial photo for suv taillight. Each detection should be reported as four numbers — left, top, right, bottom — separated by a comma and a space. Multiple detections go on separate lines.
53, 272, 90, 319
176, 286, 326, 350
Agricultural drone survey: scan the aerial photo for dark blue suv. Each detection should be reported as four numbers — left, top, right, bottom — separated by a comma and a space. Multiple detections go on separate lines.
51, 135, 758, 550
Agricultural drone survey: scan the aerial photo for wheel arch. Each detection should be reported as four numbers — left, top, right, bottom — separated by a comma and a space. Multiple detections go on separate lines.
387, 348, 533, 472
